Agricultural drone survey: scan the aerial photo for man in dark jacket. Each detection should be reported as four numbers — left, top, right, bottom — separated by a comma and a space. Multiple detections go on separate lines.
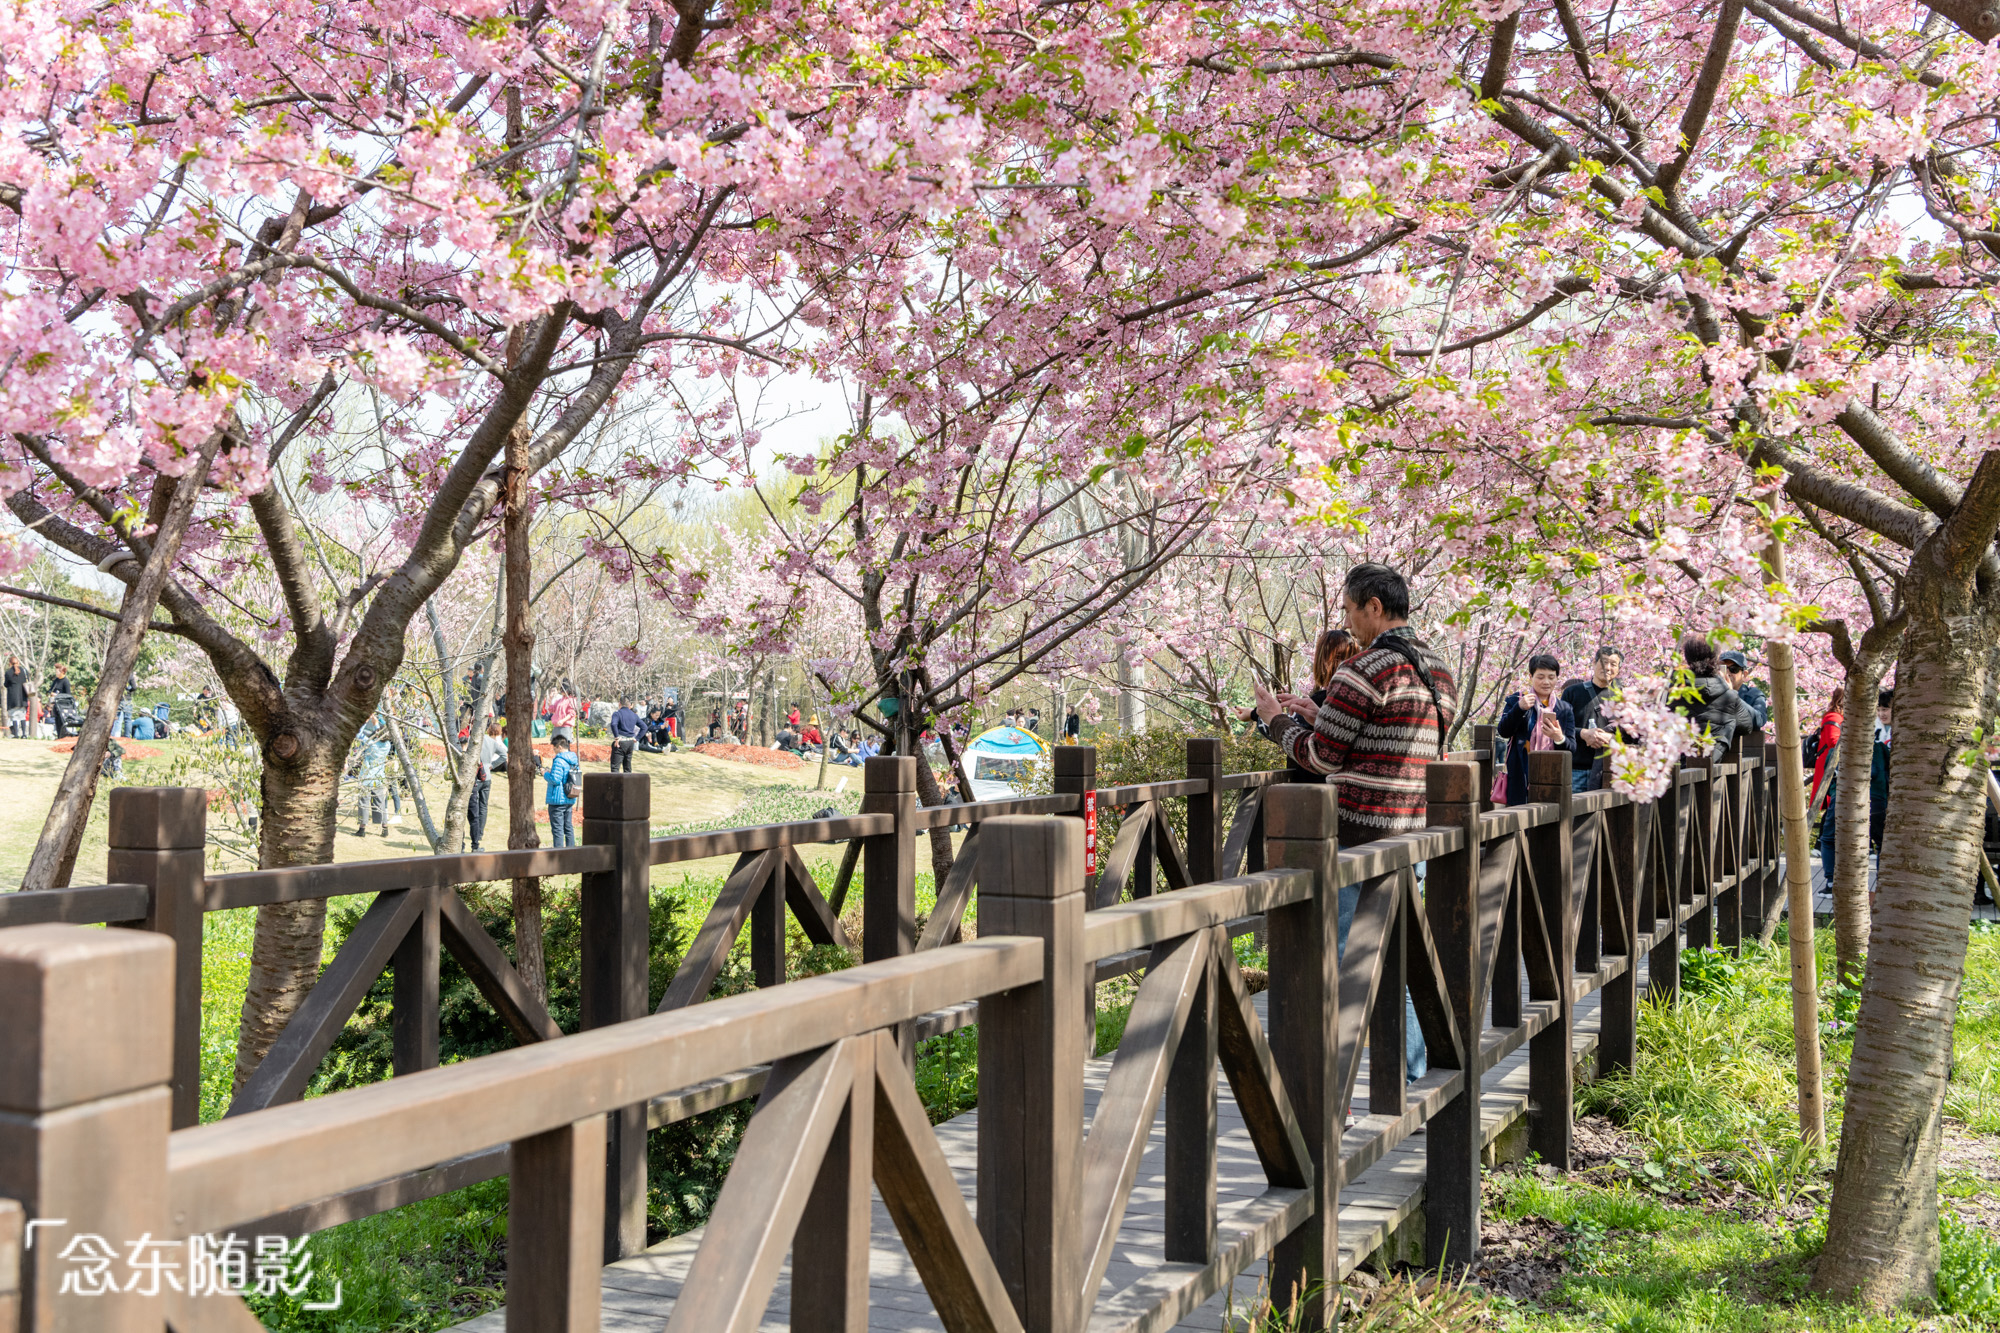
1562, 647, 1623, 793
1719, 651, 1769, 729
609, 696, 642, 773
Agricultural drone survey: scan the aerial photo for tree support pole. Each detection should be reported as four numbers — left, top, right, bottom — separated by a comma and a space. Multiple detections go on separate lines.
1766, 529, 1826, 1146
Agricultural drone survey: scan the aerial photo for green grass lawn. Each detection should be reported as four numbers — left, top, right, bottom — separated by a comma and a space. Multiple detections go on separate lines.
1462, 925, 2000, 1333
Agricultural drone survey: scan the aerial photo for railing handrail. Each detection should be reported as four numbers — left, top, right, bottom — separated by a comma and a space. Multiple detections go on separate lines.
165, 935, 1043, 1239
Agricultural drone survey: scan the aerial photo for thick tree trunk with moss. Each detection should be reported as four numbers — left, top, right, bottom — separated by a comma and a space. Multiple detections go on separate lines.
1816, 586, 2000, 1305
232, 740, 346, 1095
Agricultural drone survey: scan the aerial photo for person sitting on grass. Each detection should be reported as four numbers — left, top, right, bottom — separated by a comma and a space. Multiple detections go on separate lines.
545, 734, 581, 849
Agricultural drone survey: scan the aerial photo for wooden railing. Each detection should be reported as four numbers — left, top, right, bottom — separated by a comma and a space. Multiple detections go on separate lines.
0, 731, 1780, 1330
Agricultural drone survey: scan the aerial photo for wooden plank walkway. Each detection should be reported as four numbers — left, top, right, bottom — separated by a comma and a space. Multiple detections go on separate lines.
1801, 856, 1998, 922
451, 987, 1615, 1333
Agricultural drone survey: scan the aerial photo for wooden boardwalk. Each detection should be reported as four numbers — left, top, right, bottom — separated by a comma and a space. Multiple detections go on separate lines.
1805, 857, 1999, 922
452, 986, 1613, 1333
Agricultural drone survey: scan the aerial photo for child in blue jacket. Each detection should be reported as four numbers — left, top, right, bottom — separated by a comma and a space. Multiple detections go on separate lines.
545, 735, 581, 848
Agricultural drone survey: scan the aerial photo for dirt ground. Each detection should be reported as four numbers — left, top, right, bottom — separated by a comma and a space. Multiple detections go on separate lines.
0, 735, 853, 889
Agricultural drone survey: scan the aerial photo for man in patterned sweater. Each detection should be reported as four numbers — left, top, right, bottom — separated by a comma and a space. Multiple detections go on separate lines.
1252, 562, 1458, 846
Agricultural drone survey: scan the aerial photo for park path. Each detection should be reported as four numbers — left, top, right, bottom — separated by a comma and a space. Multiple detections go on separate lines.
451, 985, 1613, 1333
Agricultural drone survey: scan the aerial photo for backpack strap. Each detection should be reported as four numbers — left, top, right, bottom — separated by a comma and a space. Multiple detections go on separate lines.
1372, 636, 1448, 758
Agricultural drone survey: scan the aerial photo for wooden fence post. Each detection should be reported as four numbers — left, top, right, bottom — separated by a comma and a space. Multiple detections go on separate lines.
976, 816, 1085, 1333
1651, 772, 1685, 1005
1424, 761, 1482, 1268
1682, 756, 1716, 954
107, 786, 206, 1130
1525, 751, 1574, 1171
1717, 735, 1746, 953
1186, 738, 1221, 886
581, 770, 652, 1262
0, 924, 173, 1330
1054, 745, 1098, 1045
1473, 723, 1498, 813
1165, 930, 1217, 1266
861, 756, 917, 964
1265, 784, 1337, 1326
509, 1115, 607, 1332
391, 886, 441, 1077
1600, 795, 1642, 1079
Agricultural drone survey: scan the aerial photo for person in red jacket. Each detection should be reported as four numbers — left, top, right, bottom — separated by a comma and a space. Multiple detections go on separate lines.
1812, 684, 1845, 885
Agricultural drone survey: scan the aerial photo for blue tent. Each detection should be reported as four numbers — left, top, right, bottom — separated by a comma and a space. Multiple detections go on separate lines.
967, 726, 1050, 757
963, 726, 1049, 799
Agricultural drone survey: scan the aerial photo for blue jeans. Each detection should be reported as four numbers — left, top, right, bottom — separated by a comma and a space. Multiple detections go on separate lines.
1817, 776, 1838, 886
1571, 769, 1592, 794
548, 803, 575, 848
1337, 879, 1427, 1080
115, 701, 130, 739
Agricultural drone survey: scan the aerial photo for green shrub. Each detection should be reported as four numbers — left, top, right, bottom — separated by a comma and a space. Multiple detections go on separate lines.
1939, 1210, 2000, 1323
315, 883, 688, 1092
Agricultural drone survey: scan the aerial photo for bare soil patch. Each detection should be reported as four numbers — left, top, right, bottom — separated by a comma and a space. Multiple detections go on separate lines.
1940, 1120, 2000, 1234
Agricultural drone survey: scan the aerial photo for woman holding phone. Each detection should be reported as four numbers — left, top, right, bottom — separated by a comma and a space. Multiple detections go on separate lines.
1495, 654, 1577, 805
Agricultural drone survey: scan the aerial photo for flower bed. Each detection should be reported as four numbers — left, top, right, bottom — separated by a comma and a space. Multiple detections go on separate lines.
691, 741, 803, 771
52, 739, 163, 760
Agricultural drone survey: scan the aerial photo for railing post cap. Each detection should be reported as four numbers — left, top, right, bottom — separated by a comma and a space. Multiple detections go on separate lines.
1527, 750, 1572, 788
1265, 781, 1338, 840
0, 924, 173, 1112
1426, 759, 1481, 805
976, 815, 1083, 900
107, 787, 207, 851
863, 754, 917, 792
1052, 745, 1096, 778
1185, 736, 1222, 766
581, 771, 650, 820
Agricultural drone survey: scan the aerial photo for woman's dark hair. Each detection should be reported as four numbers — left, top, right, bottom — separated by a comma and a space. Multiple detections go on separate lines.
1343, 562, 1410, 619
1312, 629, 1360, 689
1830, 684, 1846, 712
1681, 635, 1719, 677
1878, 687, 1895, 709
1527, 653, 1560, 676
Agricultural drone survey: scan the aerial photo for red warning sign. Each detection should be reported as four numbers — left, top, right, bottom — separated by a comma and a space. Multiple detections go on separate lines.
1083, 788, 1099, 877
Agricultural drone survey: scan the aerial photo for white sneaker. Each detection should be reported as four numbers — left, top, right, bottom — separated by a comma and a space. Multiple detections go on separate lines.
387, 815, 402, 825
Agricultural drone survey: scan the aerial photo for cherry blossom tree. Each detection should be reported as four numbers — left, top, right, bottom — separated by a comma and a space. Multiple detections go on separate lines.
0, 0, 1220, 1084
1218, 0, 2000, 1302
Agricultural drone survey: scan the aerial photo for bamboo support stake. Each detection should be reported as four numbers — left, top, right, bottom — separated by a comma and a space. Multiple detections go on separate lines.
1766, 530, 1826, 1146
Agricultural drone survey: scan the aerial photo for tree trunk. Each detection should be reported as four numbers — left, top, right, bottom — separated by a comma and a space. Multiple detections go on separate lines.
23, 432, 220, 891
440, 647, 501, 853
910, 747, 957, 892
385, 711, 442, 851
441, 567, 507, 853
232, 744, 344, 1095
1118, 654, 1147, 732
503, 419, 545, 1004
1831, 653, 1889, 989
1815, 597, 1998, 1307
